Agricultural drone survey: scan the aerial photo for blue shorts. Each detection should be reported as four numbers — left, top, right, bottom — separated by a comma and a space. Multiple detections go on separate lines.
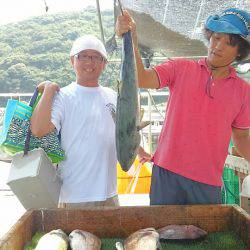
150, 165, 221, 205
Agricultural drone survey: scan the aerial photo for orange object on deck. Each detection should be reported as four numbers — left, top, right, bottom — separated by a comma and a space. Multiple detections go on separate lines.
117, 158, 152, 194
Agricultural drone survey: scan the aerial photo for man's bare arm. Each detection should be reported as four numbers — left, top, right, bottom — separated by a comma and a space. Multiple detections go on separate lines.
232, 127, 250, 162
31, 82, 59, 137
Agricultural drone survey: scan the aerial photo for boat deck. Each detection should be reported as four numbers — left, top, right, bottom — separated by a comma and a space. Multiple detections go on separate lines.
0, 161, 150, 238
1, 154, 249, 238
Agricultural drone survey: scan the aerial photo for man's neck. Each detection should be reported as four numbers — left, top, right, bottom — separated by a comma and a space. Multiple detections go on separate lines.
206, 59, 231, 79
210, 67, 230, 79
76, 78, 99, 87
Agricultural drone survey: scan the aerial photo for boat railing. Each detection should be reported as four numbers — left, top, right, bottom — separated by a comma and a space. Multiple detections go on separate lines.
0, 91, 169, 153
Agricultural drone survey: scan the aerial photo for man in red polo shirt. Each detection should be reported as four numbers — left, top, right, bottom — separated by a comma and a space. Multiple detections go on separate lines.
116, 8, 250, 205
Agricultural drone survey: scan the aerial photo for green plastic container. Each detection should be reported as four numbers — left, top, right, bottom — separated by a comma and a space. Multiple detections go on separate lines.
221, 167, 240, 205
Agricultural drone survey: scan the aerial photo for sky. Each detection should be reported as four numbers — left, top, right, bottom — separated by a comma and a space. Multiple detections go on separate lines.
0, 0, 114, 25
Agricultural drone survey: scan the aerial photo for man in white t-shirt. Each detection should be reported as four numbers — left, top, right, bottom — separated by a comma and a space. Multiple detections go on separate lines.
31, 35, 122, 208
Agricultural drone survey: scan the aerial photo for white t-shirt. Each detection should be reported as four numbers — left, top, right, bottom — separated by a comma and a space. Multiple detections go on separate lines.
51, 82, 117, 203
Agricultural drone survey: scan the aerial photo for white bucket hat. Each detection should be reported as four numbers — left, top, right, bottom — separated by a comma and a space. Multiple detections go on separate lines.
70, 35, 107, 59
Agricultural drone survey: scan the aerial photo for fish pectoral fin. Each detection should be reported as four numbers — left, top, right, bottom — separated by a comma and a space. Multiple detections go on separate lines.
137, 121, 151, 131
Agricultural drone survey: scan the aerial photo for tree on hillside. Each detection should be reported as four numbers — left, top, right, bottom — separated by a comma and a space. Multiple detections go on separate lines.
0, 7, 120, 93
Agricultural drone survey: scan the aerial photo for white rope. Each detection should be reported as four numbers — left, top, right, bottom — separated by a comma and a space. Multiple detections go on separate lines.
125, 162, 143, 194
191, 0, 205, 39
147, 90, 165, 120
162, 0, 170, 24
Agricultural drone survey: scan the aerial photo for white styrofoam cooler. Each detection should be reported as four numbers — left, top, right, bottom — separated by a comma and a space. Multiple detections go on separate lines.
7, 148, 61, 209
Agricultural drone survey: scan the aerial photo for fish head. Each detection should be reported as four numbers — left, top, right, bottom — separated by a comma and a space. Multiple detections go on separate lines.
69, 229, 101, 250
69, 230, 87, 249
35, 229, 68, 250
158, 225, 207, 240
185, 225, 208, 239
125, 228, 159, 250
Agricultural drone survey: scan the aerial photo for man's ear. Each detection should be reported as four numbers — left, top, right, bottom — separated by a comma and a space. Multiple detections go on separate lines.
70, 56, 74, 68
103, 60, 108, 70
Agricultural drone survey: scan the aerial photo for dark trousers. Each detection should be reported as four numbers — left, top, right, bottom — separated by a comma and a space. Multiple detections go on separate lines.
150, 165, 221, 205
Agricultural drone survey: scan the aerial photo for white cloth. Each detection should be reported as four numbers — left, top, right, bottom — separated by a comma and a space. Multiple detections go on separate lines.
51, 82, 117, 203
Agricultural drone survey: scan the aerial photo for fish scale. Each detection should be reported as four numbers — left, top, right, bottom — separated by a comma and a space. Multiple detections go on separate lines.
115, 30, 140, 172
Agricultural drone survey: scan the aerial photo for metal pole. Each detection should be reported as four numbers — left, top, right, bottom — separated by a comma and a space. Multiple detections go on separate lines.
148, 91, 152, 155
96, 0, 106, 44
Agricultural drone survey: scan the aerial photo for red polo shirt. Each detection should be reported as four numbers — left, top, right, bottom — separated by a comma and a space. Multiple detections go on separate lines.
153, 58, 250, 186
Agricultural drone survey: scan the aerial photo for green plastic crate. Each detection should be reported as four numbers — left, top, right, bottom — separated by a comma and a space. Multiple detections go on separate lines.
221, 167, 240, 205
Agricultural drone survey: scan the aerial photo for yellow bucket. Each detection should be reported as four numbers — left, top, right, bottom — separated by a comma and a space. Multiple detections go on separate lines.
117, 158, 152, 194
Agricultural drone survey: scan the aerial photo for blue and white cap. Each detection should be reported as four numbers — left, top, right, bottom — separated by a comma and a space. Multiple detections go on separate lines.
205, 8, 249, 40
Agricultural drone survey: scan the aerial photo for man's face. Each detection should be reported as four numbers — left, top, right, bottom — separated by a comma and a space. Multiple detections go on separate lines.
207, 33, 239, 67
71, 49, 106, 82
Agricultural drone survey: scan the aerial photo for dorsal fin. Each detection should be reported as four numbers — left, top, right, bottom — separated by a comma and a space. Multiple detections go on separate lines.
137, 121, 151, 131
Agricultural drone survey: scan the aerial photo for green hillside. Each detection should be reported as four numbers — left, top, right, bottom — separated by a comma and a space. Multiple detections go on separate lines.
0, 7, 248, 98
0, 8, 120, 94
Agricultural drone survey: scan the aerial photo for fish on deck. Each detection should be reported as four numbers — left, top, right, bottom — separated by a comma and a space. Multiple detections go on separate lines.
35, 229, 68, 250
157, 224, 208, 240
115, 224, 207, 249
69, 229, 101, 250
116, 228, 160, 250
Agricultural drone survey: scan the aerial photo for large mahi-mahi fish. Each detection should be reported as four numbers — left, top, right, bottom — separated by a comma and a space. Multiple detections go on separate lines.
115, 30, 140, 172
